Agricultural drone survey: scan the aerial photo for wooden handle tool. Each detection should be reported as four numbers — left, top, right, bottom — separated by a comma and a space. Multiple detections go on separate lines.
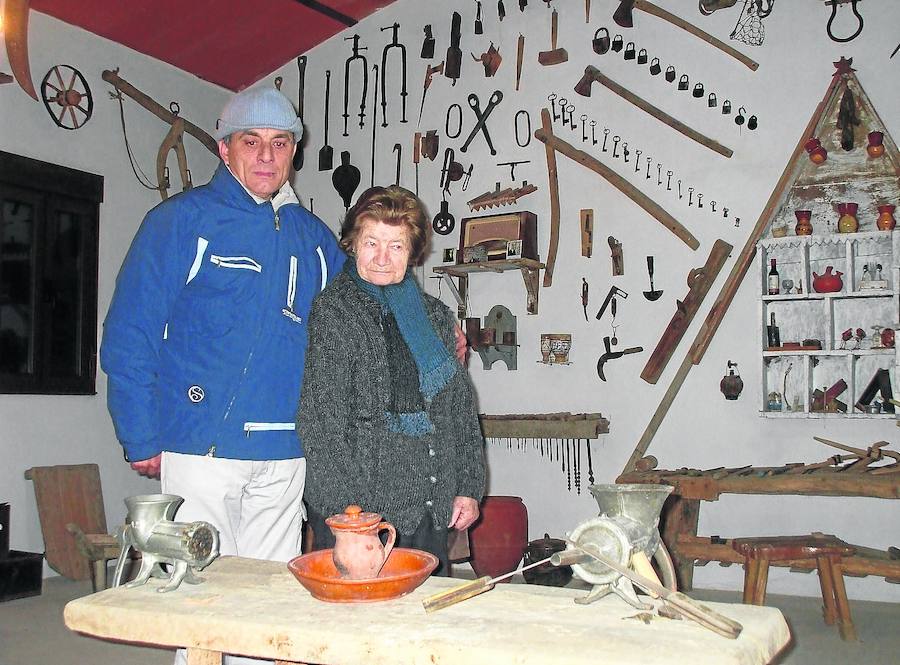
422, 556, 553, 613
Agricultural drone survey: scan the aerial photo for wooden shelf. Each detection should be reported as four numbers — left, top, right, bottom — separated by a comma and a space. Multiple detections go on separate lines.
479, 412, 609, 440
433, 259, 545, 317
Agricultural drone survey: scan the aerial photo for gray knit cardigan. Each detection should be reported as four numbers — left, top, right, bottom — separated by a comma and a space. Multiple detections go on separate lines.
297, 270, 486, 535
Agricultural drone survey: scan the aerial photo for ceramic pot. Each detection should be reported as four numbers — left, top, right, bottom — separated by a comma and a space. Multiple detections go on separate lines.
720, 361, 744, 400
867, 131, 885, 158
812, 266, 844, 293
522, 533, 572, 587
837, 202, 859, 233
805, 137, 827, 164
468, 496, 527, 581
876, 204, 896, 231
794, 210, 813, 236
326, 505, 396, 580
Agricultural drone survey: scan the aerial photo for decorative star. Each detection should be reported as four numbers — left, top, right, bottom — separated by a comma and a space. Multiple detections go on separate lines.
833, 57, 855, 75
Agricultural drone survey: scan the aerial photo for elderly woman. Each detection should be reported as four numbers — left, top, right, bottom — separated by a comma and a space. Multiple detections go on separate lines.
298, 186, 485, 574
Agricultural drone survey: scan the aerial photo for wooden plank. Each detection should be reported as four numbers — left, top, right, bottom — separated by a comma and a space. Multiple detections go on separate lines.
24, 464, 108, 580
187, 649, 222, 665
641, 239, 733, 384
617, 468, 900, 500
480, 413, 609, 439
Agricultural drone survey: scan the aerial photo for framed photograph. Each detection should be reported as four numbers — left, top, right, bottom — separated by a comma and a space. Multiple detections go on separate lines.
506, 239, 523, 259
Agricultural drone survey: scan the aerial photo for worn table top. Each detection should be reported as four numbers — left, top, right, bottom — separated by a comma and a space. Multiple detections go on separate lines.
65, 556, 790, 664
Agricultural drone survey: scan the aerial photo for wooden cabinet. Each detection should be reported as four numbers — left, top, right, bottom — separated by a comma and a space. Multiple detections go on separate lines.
757, 231, 899, 417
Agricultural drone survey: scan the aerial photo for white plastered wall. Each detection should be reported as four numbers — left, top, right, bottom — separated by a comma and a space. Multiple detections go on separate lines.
0, 10, 227, 573
278, 0, 900, 602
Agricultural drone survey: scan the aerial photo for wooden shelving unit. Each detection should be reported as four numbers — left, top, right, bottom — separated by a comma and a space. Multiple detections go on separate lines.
433, 258, 544, 318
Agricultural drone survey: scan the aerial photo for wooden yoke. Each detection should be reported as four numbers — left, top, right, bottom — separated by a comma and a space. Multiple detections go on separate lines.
539, 108, 562, 287
102, 69, 219, 157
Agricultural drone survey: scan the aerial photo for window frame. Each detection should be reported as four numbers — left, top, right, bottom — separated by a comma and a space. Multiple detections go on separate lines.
0, 151, 103, 394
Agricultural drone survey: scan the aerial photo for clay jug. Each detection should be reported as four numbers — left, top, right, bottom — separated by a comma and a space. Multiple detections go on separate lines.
812, 266, 844, 293
794, 209, 813, 236
876, 204, 896, 231
326, 505, 396, 580
836, 202, 858, 233
468, 495, 527, 581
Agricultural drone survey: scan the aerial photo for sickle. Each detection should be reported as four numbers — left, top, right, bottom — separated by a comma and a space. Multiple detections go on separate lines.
3, 0, 38, 100
460, 90, 503, 155
826, 0, 863, 43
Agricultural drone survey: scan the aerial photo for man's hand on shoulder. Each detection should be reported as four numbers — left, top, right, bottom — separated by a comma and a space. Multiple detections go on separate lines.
130, 453, 162, 479
453, 323, 468, 363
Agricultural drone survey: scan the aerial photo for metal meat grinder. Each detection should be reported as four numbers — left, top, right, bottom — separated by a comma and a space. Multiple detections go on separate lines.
562, 483, 677, 608
112, 494, 220, 593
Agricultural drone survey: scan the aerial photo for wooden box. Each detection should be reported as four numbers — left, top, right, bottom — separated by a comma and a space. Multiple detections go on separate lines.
458, 211, 538, 263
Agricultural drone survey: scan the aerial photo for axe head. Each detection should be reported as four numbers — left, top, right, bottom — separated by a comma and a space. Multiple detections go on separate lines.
574, 67, 596, 97
613, 0, 636, 28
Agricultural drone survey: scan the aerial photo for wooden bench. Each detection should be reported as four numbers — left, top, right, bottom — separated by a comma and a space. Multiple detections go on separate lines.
732, 534, 857, 641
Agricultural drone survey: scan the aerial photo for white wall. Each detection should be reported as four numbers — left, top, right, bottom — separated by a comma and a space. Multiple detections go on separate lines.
274, 0, 900, 602
0, 11, 227, 571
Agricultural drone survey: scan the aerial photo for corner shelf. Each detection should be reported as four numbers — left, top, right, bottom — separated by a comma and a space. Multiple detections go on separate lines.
433, 258, 544, 318
758, 231, 900, 418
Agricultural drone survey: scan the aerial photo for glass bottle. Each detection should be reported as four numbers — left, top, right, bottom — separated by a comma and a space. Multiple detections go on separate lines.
767, 258, 780, 295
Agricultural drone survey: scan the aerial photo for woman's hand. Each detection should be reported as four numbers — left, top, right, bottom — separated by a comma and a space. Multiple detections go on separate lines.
448, 496, 480, 530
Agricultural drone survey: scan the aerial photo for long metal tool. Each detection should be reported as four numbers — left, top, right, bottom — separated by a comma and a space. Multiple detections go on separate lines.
417, 61, 444, 127
555, 543, 743, 639
292, 56, 307, 171
342, 34, 368, 135
318, 70, 334, 171
460, 91, 503, 154
379, 23, 408, 127
575, 66, 732, 158
534, 107, 700, 250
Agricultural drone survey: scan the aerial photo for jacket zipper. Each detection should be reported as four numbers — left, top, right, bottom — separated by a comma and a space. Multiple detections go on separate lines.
244, 422, 296, 437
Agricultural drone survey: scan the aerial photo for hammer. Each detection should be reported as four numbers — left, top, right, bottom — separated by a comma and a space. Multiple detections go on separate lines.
538, 9, 568, 66
613, 0, 758, 71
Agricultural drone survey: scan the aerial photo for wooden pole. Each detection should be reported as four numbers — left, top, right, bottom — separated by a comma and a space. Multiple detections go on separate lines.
535, 115, 699, 251
622, 70, 845, 474
539, 108, 562, 287
102, 69, 219, 157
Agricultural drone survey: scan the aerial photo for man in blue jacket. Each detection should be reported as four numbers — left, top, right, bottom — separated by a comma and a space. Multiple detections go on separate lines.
101, 87, 346, 572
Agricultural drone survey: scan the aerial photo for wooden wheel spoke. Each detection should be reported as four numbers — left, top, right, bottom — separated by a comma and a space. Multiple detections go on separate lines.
44, 82, 63, 94
67, 69, 78, 91
53, 67, 66, 90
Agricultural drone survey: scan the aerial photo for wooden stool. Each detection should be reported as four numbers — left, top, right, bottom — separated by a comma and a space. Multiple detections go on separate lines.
732, 534, 857, 641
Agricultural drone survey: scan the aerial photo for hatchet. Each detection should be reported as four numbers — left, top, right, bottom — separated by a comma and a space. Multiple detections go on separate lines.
613, 0, 758, 71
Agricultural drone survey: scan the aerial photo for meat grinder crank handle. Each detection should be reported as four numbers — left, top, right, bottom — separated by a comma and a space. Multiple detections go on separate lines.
554, 542, 743, 639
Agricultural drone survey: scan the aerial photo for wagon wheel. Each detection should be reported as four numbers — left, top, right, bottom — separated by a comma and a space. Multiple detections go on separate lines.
41, 65, 94, 130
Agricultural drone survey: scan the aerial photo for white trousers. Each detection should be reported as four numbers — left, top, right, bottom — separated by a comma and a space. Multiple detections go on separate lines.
162, 452, 306, 665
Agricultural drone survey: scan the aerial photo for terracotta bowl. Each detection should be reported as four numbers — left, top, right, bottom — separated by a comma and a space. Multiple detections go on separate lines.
287, 547, 438, 603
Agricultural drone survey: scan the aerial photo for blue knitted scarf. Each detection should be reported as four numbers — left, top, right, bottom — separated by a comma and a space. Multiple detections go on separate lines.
347, 262, 458, 436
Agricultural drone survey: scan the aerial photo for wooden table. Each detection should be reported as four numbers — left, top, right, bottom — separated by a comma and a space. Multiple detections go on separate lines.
65, 556, 790, 665
616, 468, 900, 590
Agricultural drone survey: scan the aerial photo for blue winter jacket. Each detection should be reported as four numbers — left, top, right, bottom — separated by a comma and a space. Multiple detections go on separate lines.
100, 164, 345, 462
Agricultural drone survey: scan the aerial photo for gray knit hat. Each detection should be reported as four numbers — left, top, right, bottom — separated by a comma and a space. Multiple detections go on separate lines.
214, 87, 303, 142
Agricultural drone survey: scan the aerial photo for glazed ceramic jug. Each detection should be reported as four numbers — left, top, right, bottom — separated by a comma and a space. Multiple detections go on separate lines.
837, 202, 859, 233
876, 204, 896, 231
794, 210, 813, 236
812, 266, 844, 293
326, 505, 396, 580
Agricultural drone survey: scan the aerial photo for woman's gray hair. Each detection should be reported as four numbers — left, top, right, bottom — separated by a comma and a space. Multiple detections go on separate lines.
340, 186, 430, 265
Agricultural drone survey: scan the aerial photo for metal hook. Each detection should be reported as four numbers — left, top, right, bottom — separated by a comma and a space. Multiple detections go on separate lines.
826, 0, 863, 43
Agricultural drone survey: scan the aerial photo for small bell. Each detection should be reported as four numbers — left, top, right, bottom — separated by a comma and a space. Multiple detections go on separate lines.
720, 360, 744, 400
